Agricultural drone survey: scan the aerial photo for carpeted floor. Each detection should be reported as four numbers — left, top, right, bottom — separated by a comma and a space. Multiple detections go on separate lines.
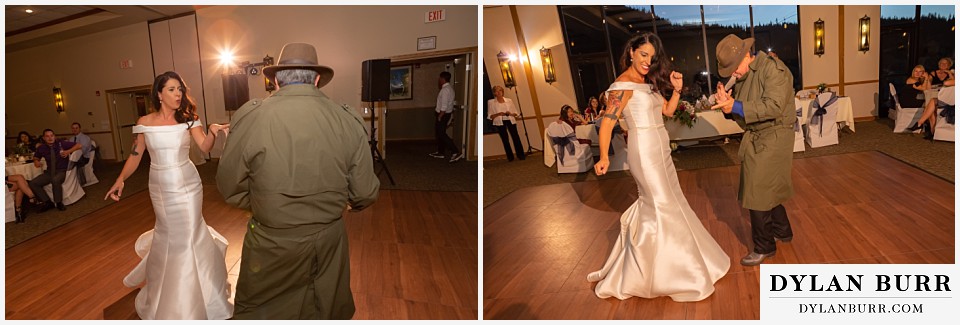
5, 140, 477, 248
483, 118, 954, 207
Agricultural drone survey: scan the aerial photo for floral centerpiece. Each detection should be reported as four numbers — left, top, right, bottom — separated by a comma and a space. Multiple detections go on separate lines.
664, 95, 711, 128
817, 83, 828, 94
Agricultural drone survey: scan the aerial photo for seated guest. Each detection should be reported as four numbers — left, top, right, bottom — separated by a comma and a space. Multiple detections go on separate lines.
559, 104, 587, 128
555, 105, 591, 145
13, 131, 36, 156
28, 129, 82, 212
596, 91, 608, 118
7, 174, 40, 223
582, 96, 601, 122
912, 78, 956, 139
69, 122, 93, 185
900, 65, 931, 108
930, 57, 955, 87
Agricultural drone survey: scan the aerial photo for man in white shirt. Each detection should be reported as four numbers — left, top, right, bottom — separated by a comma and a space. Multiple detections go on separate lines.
429, 71, 463, 163
70, 122, 93, 185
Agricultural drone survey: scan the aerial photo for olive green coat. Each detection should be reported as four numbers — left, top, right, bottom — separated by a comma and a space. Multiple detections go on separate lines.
216, 84, 379, 319
730, 51, 796, 211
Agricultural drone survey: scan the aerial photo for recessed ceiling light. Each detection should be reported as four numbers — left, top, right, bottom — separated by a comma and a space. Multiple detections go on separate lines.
25, 9, 34, 14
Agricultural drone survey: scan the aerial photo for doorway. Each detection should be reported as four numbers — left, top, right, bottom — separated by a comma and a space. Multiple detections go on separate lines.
384, 51, 475, 159
105, 86, 152, 161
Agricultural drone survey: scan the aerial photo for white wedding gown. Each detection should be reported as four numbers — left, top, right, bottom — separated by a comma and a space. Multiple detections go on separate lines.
587, 82, 730, 301
124, 122, 233, 319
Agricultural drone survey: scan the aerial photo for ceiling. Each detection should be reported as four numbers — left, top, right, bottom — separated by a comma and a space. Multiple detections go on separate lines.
6, 5, 199, 52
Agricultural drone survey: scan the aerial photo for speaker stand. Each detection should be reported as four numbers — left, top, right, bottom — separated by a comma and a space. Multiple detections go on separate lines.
511, 87, 541, 154
369, 101, 396, 185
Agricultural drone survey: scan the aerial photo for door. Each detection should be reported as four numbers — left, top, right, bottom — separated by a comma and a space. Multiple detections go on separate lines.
450, 54, 471, 156
109, 89, 151, 160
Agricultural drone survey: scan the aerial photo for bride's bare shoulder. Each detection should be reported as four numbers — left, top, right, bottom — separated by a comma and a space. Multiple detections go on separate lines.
136, 113, 162, 126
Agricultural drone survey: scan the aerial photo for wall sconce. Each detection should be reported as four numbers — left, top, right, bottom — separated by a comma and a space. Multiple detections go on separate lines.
859, 15, 870, 52
814, 18, 825, 56
53, 87, 64, 113
539, 46, 556, 84
262, 54, 276, 92
497, 50, 516, 89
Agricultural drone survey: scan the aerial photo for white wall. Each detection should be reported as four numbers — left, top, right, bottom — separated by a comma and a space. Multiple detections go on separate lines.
800, 5, 880, 118
5, 23, 155, 160
6, 6, 477, 160
194, 5, 478, 156
482, 5, 577, 159
842, 6, 881, 118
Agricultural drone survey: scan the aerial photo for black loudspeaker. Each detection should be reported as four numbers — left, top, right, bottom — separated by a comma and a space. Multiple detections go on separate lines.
223, 74, 249, 111
362, 59, 390, 102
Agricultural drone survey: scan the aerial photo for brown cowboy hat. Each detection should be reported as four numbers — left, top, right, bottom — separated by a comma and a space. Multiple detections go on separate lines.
715, 34, 755, 78
263, 42, 335, 88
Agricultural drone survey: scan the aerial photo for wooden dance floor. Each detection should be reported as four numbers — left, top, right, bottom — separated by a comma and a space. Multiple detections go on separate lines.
5, 188, 478, 320
483, 151, 954, 320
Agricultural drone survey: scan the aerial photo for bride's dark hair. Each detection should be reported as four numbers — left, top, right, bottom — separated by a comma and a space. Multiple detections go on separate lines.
619, 32, 674, 97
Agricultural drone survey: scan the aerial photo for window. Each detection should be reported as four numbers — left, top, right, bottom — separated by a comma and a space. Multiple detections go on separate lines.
878, 5, 955, 117
752, 5, 802, 91
917, 6, 955, 70
560, 5, 615, 110
558, 5, 804, 103
658, 5, 710, 101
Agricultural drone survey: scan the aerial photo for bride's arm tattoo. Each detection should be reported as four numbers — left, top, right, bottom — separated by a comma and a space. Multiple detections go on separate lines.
131, 143, 139, 156
604, 90, 627, 121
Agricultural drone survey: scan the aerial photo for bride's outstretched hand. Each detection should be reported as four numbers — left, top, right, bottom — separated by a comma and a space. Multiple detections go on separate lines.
595, 158, 610, 176
105, 180, 124, 201
210, 123, 230, 137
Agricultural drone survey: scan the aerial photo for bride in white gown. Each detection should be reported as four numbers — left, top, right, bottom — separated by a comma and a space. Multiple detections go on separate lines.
589, 33, 730, 302
105, 71, 232, 319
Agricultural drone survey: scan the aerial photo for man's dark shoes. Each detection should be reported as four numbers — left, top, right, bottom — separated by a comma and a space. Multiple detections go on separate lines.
740, 251, 776, 266
38, 202, 54, 213
56, 202, 66, 211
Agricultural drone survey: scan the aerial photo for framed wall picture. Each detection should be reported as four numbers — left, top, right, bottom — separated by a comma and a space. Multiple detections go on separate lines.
390, 65, 413, 100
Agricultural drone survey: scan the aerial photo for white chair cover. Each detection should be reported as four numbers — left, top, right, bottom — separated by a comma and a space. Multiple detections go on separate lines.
44, 150, 86, 205
545, 122, 593, 173
5, 190, 15, 223
889, 83, 923, 133
805, 92, 839, 148
81, 139, 99, 186
933, 86, 955, 142
793, 99, 805, 152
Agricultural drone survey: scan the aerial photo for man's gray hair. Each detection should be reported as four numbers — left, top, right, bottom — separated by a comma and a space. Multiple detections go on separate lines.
276, 69, 319, 87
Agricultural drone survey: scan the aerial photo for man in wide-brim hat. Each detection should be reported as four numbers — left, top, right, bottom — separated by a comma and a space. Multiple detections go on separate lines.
711, 34, 796, 267
218, 42, 380, 319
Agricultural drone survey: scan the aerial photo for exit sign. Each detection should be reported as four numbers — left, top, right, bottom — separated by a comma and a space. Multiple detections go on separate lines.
425, 9, 445, 23
119, 59, 134, 69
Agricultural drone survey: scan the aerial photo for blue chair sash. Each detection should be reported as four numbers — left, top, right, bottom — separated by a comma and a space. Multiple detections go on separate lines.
793, 107, 803, 132
938, 104, 955, 125
811, 92, 839, 136
551, 134, 578, 162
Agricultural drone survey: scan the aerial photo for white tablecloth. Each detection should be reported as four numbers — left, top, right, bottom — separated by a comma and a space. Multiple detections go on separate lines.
797, 96, 856, 132
5, 161, 45, 180
664, 110, 745, 141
